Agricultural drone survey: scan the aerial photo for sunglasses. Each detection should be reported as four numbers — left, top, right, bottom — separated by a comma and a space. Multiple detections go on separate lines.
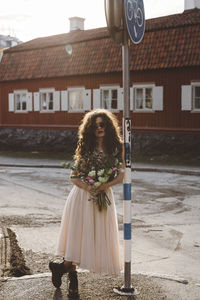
93, 122, 106, 130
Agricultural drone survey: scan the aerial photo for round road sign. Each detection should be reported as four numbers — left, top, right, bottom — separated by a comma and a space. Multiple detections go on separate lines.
124, 0, 145, 44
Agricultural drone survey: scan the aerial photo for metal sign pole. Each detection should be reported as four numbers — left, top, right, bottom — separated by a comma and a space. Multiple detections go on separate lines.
114, 12, 135, 297
114, 22, 136, 297
122, 3, 145, 292
123, 29, 130, 120
105, 0, 145, 296
122, 26, 131, 288
122, 22, 134, 294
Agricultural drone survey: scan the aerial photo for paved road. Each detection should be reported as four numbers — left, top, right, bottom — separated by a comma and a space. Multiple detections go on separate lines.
0, 159, 200, 299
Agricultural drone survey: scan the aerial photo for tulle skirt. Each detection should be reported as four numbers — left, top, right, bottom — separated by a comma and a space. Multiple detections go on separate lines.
56, 185, 122, 275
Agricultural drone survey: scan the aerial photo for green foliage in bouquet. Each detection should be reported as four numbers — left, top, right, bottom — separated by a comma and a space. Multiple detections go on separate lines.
61, 149, 122, 211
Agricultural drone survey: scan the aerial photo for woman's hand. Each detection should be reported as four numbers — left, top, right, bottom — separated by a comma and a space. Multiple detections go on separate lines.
95, 170, 124, 193
85, 185, 96, 195
71, 176, 92, 193
95, 182, 109, 193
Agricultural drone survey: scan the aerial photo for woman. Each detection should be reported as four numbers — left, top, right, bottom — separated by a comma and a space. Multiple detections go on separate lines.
49, 109, 124, 297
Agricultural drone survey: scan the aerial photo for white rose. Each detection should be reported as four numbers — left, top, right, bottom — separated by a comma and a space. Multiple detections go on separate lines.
94, 181, 101, 188
97, 169, 105, 176
98, 176, 109, 183
88, 170, 96, 178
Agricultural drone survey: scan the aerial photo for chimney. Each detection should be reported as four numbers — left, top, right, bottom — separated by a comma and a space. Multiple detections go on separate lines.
69, 17, 85, 32
184, 0, 200, 10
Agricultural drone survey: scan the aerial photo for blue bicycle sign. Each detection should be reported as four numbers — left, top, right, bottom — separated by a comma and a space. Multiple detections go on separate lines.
125, 0, 145, 44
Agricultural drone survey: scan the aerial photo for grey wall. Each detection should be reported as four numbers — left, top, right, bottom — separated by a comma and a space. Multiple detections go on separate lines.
0, 128, 78, 152
0, 128, 199, 157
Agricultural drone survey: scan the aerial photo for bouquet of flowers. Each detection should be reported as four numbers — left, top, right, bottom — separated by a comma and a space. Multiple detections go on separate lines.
62, 150, 122, 211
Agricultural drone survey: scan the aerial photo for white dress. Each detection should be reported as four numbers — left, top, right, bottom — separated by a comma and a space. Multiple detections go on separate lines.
56, 184, 122, 275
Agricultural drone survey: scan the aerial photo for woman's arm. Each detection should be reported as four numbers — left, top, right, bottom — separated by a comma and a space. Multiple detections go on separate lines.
70, 171, 91, 192
96, 169, 125, 192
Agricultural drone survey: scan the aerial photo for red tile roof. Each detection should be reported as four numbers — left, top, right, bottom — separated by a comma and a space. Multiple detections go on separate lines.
0, 9, 200, 81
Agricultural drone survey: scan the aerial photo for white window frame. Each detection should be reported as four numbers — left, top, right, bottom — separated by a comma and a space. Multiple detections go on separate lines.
39, 88, 55, 113
67, 87, 85, 113
13, 90, 28, 113
133, 84, 155, 112
100, 85, 120, 111
192, 82, 200, 112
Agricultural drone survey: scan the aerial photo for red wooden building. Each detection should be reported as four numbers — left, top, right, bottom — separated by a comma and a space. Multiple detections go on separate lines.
0, 4, 200, 154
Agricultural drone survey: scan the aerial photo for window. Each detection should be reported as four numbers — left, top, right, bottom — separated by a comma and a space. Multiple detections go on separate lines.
14, 90, 28, 112
134, 86, 153, 111
9, 90, 32, 112
68, 88, 84, 112
132, 84, 163, 112
192, 84, 200, 111
34, 89, 59, 112
40, 91, 54, 111
100, 87, 119, 110
181, 83, 200, 112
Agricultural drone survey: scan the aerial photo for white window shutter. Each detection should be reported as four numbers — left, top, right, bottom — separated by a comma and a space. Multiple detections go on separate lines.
93, 89, 100, 109
153, 86, 163, 111
130, 87, 134, 110
8, 93, 14, 112
34, 92, 40, 111
61, 90, 68, 111
118, 88, 123, 110
181, 85, 192, 111
83, 89, 91, 111
27, 93, 32, 111
53, 91, 60, 111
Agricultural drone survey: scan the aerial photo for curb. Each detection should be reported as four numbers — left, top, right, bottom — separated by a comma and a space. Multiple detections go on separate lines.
133, 167, 200, 176
0, 163, 200, 176
0, 164, 62, 169
0, 270, 196, 286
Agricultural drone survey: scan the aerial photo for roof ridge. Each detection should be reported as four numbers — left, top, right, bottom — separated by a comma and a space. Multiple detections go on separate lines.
4, 27, 110, 54
3, 9, 200, 54
145, 9, 200, 32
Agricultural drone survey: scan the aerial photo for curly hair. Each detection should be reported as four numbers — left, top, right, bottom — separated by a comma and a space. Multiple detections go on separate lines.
75, 109, 123, 161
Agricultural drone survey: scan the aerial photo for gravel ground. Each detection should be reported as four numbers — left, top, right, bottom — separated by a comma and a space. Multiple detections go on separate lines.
0, 272, 168, 300
1, 228, 167, 300
23, 250, 168, 299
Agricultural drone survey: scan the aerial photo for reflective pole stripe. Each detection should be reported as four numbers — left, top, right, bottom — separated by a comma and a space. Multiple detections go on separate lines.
124, 167, 131, 184
124, 183, 131, 200
124, 223, 131, 240
124, 240, 132, 263
123, 200, 131, 223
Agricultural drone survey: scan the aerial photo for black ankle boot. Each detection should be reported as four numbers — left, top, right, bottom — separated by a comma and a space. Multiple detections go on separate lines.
49, 259, 72, 288
68, 271, 79, 299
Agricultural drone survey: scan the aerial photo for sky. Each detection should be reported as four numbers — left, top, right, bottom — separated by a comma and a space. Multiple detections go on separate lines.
0, 0, 185, 42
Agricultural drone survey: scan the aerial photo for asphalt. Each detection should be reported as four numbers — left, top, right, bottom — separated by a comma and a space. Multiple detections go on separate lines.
0, 153, 200, 300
